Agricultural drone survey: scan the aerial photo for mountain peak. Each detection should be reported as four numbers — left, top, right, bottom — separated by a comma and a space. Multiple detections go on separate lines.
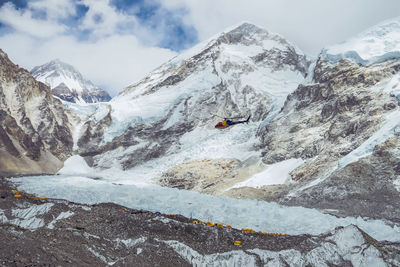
34, 59, 77, 74
31, 60, 111, 104
228, 21, 265, 33
214, 22, 270, 45
157, 21, 308, 77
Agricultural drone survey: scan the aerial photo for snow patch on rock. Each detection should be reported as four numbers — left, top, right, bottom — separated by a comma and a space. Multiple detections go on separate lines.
10, 203, 54, 230
338, 106, 400, 169
232, 158, 304, 188
47, 211, 74, 229
115, 237, 147, 249
162, 240, 257, 267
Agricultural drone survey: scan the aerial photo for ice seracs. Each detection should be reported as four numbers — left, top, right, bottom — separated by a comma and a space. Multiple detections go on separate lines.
31, 59, 111, 104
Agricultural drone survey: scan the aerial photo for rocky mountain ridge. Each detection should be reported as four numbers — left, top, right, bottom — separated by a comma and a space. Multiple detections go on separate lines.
0, 49, 73, 175
31, 59, 111, 104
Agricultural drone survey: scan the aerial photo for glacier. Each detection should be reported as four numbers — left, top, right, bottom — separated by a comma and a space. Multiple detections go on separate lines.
9, 172, 400, 242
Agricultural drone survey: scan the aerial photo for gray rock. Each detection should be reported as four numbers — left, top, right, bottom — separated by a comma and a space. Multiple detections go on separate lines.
0, 49, 73, 174
1, 179, 399, 266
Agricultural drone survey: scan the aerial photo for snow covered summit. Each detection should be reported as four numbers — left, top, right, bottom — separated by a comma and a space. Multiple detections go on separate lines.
31, 59, 111, 104
76, 22, 310, 170
322, 16, 400, 64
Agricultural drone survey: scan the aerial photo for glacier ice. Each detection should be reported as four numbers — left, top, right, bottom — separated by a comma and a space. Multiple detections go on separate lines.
9, 174, 400, 242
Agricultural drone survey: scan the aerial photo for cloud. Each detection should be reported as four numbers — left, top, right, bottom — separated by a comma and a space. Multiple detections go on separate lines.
160, 0, 400, 55
0, 2, 66, 38
79, 0, 136, 38
1, 0, 400, 96
0, 32, 176, 95
28, 0, 77, 20
0, 0, 181, 95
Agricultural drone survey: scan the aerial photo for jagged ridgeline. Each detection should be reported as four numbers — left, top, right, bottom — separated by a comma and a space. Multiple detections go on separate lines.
0, 50, 73, 175
31, 59, 111, 104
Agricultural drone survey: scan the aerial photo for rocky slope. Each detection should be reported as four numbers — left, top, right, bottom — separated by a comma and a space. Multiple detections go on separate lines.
157, 18, 400, 224
32, 59, 111, 104
1, 179, 399, 266
76, 22, 310, 170
253, 18, 400, 221
0, 49, 73, 175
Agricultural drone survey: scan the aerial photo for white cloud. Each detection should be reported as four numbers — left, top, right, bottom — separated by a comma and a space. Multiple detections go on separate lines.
28, 0, 77, 20
79, 0, 135, 38
0, 33, 176, 95
0, 0, 177, 95
0, 2, 66, 38
160, 0, 400, 55
1, 0, 400, 96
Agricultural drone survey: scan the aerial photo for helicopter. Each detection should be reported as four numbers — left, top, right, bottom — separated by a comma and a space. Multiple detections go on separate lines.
214, 115, 251, 129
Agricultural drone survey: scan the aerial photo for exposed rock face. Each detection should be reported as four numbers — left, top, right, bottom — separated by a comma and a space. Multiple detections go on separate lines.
31, 59, 111, 104
283, 136, 400, 223
156, 158, 273, 196
0, 49, 73, 175
77, 23, 310, 169
251, 55, 400, 216
258, 58, 399, 179
1, 180, 399, 266
236, 19, 400, 222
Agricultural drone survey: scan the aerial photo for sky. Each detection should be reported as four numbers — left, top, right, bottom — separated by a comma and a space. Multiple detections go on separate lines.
0, 0, 399, 96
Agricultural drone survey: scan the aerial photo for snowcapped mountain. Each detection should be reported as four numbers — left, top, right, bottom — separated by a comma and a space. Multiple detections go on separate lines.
4, 18, 400, 265
31, 59, 111, 104
76, 22, 310, 170
0, 49, 73, 175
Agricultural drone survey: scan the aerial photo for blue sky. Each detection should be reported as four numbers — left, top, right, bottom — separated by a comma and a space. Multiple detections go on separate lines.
0, 0, 399, 95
